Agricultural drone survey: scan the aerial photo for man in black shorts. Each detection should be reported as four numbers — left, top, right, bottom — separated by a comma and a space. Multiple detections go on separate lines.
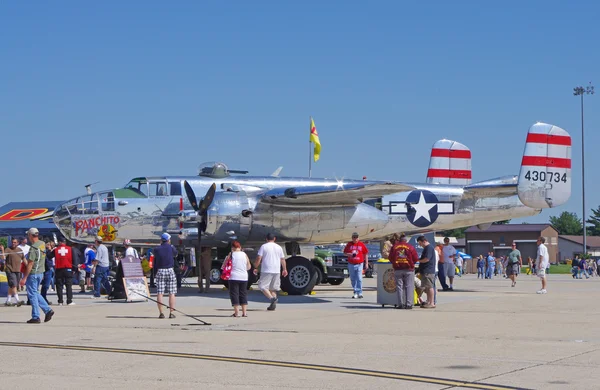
416, 236, 436, 309
0, 239, 25, 306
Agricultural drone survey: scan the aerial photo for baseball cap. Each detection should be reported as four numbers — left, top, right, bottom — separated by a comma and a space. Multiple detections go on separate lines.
123, 239, 131, 246
161, 233, 171, 241
352, 232, 359, 237
26, 228, 39, 236
95, 235, 103, 242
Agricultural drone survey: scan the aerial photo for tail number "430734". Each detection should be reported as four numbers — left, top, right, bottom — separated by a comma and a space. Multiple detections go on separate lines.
524, 171, 567, 183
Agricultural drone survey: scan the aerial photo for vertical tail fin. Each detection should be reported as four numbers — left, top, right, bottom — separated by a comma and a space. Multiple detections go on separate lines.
517, 122, 571, 208
426, 140, 472, 185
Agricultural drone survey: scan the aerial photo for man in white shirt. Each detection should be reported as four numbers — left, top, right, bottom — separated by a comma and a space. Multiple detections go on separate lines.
124, 239, 139, 259
253, 233, 288, 311
536, 237, 549, 294
92, 236, 111, 298
442, 237, 457, 290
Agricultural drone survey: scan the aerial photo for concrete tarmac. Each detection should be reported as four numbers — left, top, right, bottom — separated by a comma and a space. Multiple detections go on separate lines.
1, 273, 599, 389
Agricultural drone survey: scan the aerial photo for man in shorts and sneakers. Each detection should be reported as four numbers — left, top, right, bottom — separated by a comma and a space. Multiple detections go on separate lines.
254, 233, 288, 311
153, 233, 178, 318
507, 243, 522, 287
536, 237, 549, 294
0, 238, 25, 306
416, 236, 436, 308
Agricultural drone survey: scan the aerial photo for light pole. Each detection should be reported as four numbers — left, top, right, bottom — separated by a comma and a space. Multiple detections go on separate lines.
573, 82, 594, 256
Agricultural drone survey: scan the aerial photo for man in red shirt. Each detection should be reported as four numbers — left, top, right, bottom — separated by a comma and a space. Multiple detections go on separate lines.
343, 232, 369, 299
54, 237, 75, 306
388, 234, 419, 309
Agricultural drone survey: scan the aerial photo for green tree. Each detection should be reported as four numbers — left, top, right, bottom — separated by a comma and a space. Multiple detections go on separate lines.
0, 237, 6, 248
440, 227, 468, 238
586, 206, 600, 236
493, 220, 511, 225
550, 211, 583, 235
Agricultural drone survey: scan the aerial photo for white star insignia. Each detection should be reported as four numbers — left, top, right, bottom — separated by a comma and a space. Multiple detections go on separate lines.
410, 192, 435, 222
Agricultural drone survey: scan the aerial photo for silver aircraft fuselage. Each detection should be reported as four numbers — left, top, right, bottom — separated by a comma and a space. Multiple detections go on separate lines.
53, 174, 538, 247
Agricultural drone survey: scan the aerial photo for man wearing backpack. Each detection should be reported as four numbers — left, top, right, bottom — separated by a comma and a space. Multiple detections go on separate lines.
124, 239, 140, 259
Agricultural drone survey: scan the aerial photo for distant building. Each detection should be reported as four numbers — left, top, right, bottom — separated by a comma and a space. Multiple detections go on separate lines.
464, 224, 559, 272
558, 235, 600, 261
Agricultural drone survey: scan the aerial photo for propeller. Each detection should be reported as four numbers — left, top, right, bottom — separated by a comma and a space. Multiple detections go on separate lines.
183, 181, 217, 245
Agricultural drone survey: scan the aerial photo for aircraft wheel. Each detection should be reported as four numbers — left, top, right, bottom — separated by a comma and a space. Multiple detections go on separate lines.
209, 267, 222, 285
313, 266, 324, 286
281, 256, 318, 295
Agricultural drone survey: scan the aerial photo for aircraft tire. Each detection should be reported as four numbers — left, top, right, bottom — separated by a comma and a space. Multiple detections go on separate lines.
281, 256, 318, 295
209, 266, 223, 285
313, 265, 324, 286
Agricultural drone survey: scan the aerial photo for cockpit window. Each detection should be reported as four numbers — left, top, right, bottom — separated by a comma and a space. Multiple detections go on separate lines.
169, 182, 182, 196
123, 179, 149, 197
149, 182, 168, 197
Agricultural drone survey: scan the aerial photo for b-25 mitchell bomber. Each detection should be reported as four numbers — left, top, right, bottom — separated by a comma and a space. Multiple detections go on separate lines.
53, 122, 571, 294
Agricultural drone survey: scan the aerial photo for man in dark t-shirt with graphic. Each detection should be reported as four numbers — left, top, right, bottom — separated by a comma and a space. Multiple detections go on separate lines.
416, 236, 436, 309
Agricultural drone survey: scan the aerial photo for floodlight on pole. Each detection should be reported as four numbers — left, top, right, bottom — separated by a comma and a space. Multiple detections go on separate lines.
573, 82, 594, 256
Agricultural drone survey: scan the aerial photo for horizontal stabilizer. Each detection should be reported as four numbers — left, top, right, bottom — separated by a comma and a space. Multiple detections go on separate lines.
261, 182, 415, 205
464, 176, 518, 197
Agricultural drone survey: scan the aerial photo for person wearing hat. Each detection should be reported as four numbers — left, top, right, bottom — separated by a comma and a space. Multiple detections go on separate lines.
124, 239, 140, 259
20, 228, 55, 323
92, 235, 111, 299
343, 232, 369, 299
153, 233, 178, 318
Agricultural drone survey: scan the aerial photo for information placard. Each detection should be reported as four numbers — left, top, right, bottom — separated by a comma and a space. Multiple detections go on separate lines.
123, 277, 150, 302
121, 256, 144, 278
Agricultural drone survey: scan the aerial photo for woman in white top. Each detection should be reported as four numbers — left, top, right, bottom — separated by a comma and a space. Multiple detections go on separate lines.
227, 241, 251, 317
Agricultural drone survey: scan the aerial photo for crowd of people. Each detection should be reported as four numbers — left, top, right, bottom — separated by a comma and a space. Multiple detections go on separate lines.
2, 226, 593, 322
570, 255, 599, 279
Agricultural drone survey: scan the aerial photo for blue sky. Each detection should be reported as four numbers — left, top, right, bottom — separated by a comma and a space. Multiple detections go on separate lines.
1, 1, 598, 225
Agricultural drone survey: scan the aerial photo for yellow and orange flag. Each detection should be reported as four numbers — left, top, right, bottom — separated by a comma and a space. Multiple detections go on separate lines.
310, 117, 321, 162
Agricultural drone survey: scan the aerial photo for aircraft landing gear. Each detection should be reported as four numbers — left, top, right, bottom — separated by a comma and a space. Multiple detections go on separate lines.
280, 256, 318, 295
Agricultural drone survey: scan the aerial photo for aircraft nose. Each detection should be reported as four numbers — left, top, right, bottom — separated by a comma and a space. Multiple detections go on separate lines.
53, 202, 73, 240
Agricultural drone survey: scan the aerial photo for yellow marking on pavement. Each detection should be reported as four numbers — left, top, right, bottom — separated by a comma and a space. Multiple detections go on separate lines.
0, 341, 525, 390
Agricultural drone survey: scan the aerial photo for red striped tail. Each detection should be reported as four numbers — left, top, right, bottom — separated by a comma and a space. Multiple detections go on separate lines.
517, 122, 571, 208
426, 140, 472, 186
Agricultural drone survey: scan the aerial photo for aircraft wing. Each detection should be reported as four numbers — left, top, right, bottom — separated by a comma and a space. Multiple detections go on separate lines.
463, 176, 518, 197
260, 182, 415, 205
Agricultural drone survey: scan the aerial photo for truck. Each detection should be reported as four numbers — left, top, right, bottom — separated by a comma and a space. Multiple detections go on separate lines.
313, 246, 349, 285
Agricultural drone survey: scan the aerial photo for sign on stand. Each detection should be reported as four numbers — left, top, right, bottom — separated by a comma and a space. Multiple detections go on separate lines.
117, 255, 149, 302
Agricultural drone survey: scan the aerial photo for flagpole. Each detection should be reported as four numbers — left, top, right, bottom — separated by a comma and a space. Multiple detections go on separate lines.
308, 116, 312, 178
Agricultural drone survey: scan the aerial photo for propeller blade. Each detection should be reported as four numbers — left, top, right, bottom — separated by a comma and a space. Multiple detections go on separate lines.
198, 183, 217, 215
183, 180, 199, 211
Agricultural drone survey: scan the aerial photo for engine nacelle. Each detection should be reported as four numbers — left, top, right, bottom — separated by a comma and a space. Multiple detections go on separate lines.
205, 191, 252, 242
476, 223, 492, 230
